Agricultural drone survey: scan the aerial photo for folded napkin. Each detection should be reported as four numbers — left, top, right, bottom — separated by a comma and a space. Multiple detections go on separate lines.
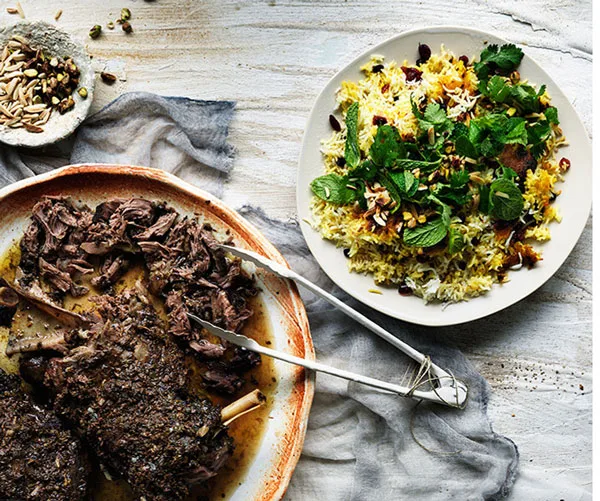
0, 92, 518, 500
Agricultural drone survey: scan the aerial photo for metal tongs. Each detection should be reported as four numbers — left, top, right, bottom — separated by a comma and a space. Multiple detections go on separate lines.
189, 244, 468, 409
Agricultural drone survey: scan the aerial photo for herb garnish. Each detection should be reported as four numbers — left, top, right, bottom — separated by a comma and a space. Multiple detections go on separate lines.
488, 178, 524, 220
344, 102, 361, 168
311, 42, 559, 251
473, 43, 524, 81
311, 174, 359, 205
403, 216, 447, 247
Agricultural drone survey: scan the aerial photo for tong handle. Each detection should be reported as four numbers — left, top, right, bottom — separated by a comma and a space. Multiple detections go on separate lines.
219, 244, 468, 408
188, 313, 461, 406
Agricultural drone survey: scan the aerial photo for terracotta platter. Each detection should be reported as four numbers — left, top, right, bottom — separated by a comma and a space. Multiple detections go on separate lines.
0, 164, 314, 500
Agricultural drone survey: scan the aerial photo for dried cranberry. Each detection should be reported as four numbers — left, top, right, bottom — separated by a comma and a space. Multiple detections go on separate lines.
401, 66, 423, 82
381, 83, 390, 93
329, 114, 341, 132
343, 248, 351, 258
559, 157, 571, 171
459, 55, 469, 65
372, 64, 384, 73
418, 43, 431, 63
398, 283, 413, 296
372, 115, 388, 126
336, 157, 346, 167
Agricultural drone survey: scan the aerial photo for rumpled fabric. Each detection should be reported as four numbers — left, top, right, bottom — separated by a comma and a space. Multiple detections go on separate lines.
0, 92, 518, 500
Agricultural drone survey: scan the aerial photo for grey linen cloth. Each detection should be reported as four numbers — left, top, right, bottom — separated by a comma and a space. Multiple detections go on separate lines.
0, 92, 518, 500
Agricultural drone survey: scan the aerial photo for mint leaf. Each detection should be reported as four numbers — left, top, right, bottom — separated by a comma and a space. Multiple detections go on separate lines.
489, 178, 524, 220
403, 217, 448, 247
344, 102, 361, 168
447, 227, 465, 254
527, 120, 552, 158
349, 159, 378, 181
452, 121, 469, 139
377, 173, 403, 213
544, 106, 559, 125
389, 170, 418, 197
394, 157, 442, 173
501, 166, 518, 180
508, 83, 542, 113
450, 170, 470, 188
428, 194, 452, 227
468, 114, 527, 157
369, 125, 405, 167
311, 174, 359, 205
478, 185, 491, 214
454, 135, 479, 159
433, 183, 471, 206
503, 118, 528, 145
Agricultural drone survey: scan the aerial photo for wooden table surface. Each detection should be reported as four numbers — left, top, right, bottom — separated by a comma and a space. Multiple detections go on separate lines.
2, 0, 591, 498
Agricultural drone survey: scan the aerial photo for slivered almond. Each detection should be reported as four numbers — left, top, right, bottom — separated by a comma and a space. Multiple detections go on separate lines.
23, 122, 43, 133
18, 86, 27, 106
5, 79, 17, 99
0, 104, 14, 118
23, 104, 46, 113
38, 108, 50, 123
0, 71, 23, 82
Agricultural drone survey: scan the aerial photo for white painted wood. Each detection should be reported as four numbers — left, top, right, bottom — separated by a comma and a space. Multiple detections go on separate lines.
1, 0, 591, 498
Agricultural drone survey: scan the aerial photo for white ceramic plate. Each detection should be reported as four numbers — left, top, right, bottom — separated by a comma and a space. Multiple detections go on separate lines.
297, 26, 591, 326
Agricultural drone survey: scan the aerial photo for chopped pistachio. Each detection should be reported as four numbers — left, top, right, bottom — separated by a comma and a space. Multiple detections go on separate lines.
89, 25, 102, 39
121, 7, 131, 21
77, 87, 88, 99
107, 21, 115, 30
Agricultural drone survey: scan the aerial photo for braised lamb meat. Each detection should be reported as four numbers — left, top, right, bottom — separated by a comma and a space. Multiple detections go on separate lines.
18, 196, 260, 394
0, 369, 89, 501
19, 289, 234, 501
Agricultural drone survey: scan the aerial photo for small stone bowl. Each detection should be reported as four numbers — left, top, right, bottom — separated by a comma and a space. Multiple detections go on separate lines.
0, 22, 94, 148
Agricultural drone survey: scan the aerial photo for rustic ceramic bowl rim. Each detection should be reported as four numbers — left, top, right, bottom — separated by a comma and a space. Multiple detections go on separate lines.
0, 163, 315, 500
0, 21, 95, 148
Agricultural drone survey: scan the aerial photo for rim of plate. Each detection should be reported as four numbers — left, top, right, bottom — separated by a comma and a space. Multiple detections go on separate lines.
297, 25, 591, 327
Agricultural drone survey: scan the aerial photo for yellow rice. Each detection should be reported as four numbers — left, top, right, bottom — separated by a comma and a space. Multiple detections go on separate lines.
310, 46, 566, 302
